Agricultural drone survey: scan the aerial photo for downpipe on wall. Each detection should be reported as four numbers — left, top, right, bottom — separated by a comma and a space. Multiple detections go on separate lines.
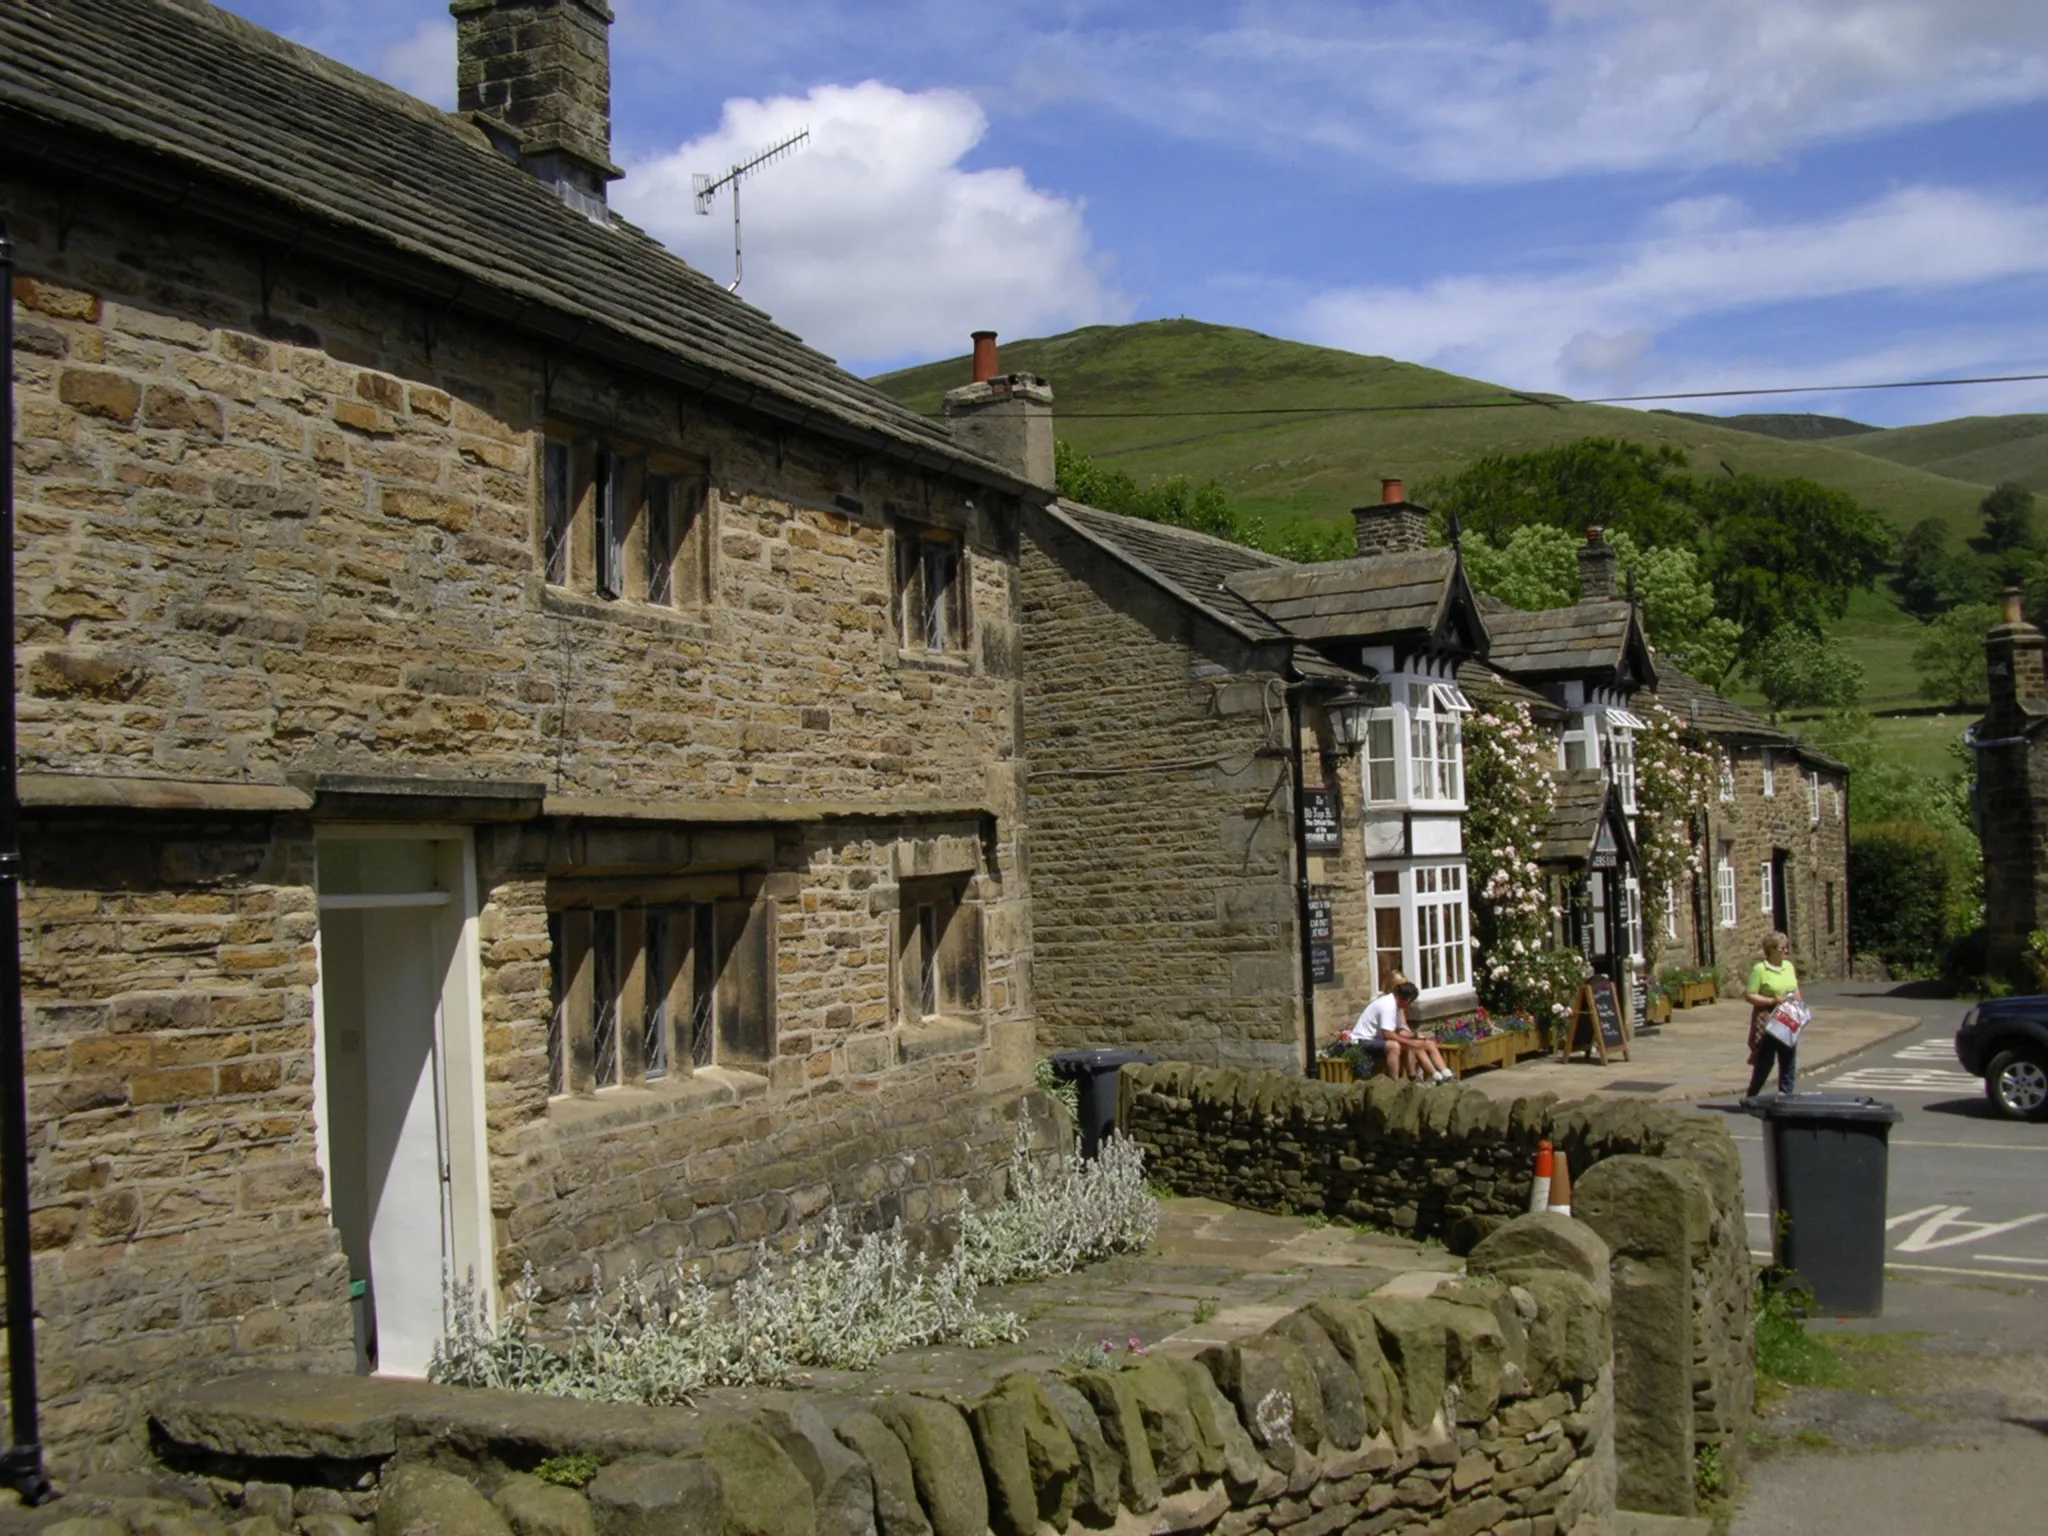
1286, 689, 1318, 1075
0, 219, 54, 1504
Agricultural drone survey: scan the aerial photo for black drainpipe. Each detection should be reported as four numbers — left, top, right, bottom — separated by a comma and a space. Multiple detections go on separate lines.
0, 220, 52, 1503
1287, 688, 1318, 1075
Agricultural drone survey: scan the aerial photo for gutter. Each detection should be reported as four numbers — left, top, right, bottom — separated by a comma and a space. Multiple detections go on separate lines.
0, 219, 53, 1503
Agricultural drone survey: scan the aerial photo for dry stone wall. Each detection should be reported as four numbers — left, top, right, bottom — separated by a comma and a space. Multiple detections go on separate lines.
1119, 1065, 1751, 1517
144, 1218, 1617, 1536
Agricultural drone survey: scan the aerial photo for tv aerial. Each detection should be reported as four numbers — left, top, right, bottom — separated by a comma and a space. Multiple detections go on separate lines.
693, 128, 809, 293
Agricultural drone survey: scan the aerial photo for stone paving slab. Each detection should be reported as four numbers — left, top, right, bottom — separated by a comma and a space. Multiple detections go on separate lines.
1447, 999, 1922, 1105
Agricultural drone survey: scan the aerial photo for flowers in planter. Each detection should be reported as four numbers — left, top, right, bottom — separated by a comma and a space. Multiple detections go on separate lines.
1421, 1007, 1539, 1043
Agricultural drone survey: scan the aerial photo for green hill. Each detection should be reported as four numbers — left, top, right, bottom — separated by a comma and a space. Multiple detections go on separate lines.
873, 321, 1991, 545
1842, 413, 2048, 492
1652, 410, 1878, 441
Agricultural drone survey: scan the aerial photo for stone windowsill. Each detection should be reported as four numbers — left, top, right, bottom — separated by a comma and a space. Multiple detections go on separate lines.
891, 1015, 986, 1064
544, 1064, 768, 1132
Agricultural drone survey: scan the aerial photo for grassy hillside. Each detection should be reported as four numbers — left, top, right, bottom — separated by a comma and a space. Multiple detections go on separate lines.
874, 321, 1993, 546
1653, 410, 1877, 441
1843, 413, 2048, 492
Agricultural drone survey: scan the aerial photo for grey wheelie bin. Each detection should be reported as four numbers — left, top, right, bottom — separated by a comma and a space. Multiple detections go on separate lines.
1048, 1048, 1155, 1158
1755, 1092, 1903, 1316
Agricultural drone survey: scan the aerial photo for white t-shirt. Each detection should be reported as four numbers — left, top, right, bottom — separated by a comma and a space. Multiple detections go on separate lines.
1346, 994, 1402, 1044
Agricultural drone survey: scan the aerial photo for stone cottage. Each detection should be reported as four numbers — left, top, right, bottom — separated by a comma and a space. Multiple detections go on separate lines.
1021, 480, 1497, 1074
4, 0, 1050, 1470
1477, 530, 1660, 1002
1647, 671, 1850, 984
1976, 588, 2047, 985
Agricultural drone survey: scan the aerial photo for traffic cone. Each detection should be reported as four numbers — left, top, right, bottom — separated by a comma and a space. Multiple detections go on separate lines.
1548, 1149, 1572, 1218
1527, 1140, 1552, 1214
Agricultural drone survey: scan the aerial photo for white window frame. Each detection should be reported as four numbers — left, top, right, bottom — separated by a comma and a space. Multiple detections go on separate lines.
1719, 756, 1735, 803
1664, 878, 1678, 940
1364, 677, 1468, 809
1809, 771, 1821, 824
1759, 859, 1774, 920
1605, 716, 1638, 814
1761, 749, 1776, 798
1367, 861, 1471, 998
1623, 875, 1644, 963
1716, 850, 1737, 928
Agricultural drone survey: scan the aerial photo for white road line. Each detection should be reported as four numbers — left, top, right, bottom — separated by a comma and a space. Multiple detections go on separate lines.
1887, 1260, 2048, 1283
1825, 1069, 1980, 1092
1976, 1254, 2048, 1266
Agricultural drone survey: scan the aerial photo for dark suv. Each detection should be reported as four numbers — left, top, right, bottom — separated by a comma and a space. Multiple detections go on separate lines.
1955, 997, 2048, 1120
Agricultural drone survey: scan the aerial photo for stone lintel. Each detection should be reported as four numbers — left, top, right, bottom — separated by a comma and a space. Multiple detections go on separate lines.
18, 772, 314, 814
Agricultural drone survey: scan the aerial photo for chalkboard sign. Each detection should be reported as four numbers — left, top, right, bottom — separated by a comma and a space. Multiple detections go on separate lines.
1301, 788, 1341, 851
1565, 977, 1631, 1064
1309, 942, 1336, 985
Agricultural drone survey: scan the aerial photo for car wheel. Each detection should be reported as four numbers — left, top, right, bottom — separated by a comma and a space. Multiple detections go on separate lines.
1985, 1049, 2048, 1121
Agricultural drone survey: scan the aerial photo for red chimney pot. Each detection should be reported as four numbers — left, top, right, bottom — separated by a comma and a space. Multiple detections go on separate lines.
971, 330, 999, 384
1380, 477, 1404, 504
1586, 524, 1605, 543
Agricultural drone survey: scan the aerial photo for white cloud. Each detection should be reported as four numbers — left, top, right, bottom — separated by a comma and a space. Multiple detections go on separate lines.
1041, 0, 2048, 182
1296, 184, 2048, 402
615, 81, 1127, 370
378, 18, 455, 109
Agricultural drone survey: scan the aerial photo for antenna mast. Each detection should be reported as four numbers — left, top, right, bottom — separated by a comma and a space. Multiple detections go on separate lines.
693, 128, 809, 293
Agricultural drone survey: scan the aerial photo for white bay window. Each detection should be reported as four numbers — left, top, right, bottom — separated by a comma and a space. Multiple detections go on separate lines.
1365, 677, 1470, 808
1367, 861, 1471, 998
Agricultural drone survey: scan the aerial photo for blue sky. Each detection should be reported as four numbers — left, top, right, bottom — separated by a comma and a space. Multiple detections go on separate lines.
223, 1, 2048, 424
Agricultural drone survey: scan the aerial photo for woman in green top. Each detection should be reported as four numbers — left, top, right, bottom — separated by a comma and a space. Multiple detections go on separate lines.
1744, 931, 1801, 1099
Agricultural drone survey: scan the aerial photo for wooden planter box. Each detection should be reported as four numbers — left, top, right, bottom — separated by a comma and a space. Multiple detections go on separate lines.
1645, 992, 1673, 1025
1441, 1031, 1543, 1078
1674, 979, 1718, 1009
1316, 1057, 1355, 1083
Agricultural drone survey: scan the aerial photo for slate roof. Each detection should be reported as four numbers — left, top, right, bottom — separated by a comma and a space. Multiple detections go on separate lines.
1482, 600, 1651, 686
1459, 662, 1563, 720
1540, 770, 1623, 865
0, 0, 1021, 488
1046, 501, 1291, 642
1224, 549, 1475, 644
1646, 669, 1848, 774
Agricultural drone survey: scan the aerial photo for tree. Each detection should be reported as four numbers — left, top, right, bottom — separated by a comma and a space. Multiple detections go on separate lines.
1912, 601, 2000, 706
1748, 627, 1865, 718
1608, 532, 1742, 683
1892, 516, 1950, 615
1422, 439, 1893, 659
1690, 472, 1893, 646
1459, 524, 1580, 611
1421, 438, 1695, 547
1980, 481, 2036, 554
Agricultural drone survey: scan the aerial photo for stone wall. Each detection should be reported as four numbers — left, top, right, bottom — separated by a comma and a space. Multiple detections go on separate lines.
143, 1215, 1617, 1536
1020, 510, 1302, 1073
1120, 1065, 1751, 1517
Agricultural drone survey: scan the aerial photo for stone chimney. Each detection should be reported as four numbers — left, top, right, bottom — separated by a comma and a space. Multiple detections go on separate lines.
1578, 525, 1617, 601
1985, 586, 2048, 727
452, 0, 622, 219
1352, 478, 1427, 557
943, 332, 1055, 491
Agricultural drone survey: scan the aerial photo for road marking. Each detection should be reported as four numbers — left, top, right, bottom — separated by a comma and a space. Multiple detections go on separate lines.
1825, 1067, 1979, 1092
1976, 1254, 2048, 1266
1889, 1040, 1961, 1062
1887, 1260, 2048, 1283
1893, 1207, 2048, 1253
1886, 1204, 1952, 1231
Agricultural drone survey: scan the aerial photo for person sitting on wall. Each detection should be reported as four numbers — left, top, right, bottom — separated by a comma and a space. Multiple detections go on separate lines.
1340, 978, 1454, 1083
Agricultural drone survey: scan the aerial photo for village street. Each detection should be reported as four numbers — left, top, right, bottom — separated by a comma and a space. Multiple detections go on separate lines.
1709, 985, 2048, 1535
